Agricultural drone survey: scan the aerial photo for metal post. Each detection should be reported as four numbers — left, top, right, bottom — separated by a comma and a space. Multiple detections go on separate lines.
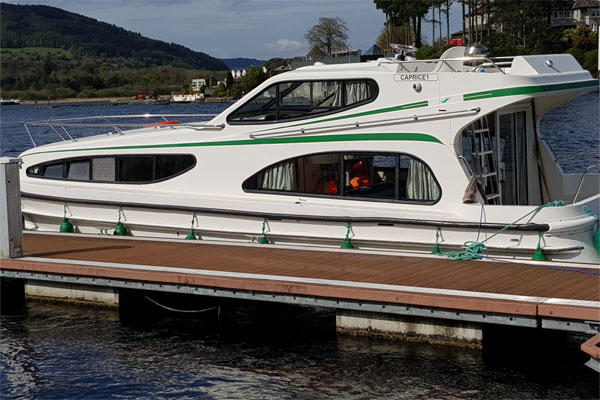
0, 157, 23, 259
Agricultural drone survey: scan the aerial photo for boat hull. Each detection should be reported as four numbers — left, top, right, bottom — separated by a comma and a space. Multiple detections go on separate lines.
21, 193, 600, 266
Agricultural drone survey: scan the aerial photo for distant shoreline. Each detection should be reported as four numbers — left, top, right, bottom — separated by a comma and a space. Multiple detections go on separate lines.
20, 96, 235, 105
21, 97, 128, 105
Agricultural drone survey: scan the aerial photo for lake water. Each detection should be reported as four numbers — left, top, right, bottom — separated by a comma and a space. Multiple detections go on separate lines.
1, 92, 599, 399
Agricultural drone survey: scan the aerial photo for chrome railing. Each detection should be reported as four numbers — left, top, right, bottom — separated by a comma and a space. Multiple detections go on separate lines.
378, 56, 514, 74
22, 114, 222, 147
249, 107, 481, 139
573, 165, 600, 203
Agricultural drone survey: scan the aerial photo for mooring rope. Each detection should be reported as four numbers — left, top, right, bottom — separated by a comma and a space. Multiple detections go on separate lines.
144, 295, 220, 314
438, 200, 565, 261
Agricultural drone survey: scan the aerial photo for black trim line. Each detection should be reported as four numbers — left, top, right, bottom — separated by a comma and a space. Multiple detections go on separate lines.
21, 192, 550, 232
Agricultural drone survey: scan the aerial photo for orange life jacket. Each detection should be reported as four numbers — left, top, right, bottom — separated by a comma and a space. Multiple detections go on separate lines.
316, 179, 338, 194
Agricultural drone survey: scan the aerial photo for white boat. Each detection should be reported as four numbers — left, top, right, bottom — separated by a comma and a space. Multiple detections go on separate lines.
17, 45, 600, 266
1, 98, 21, 105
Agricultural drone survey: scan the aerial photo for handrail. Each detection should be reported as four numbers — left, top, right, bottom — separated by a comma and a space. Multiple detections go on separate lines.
25, 113, 219, 122
573, 165, 600, 203
24, 122, 223, 129
378, 56, 510, 75
22, 113, 222, 147
249, 107, 481, 139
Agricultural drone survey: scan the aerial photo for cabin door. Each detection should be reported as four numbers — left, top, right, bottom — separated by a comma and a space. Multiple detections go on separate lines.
497, 109, 529, 205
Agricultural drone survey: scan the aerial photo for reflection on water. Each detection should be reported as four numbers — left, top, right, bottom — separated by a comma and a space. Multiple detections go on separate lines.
539, 90, 599, 173
1, 299, 598, 399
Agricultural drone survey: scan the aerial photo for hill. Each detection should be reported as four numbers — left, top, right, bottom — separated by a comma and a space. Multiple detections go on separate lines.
220, 58, 266, 70
0, 3, 228, 70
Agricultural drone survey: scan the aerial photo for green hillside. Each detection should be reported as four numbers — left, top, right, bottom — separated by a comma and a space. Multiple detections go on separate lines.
0, 3, 229, 100
0, 3, 227, 70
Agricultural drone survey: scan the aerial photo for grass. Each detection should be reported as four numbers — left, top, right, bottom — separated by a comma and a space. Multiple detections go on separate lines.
0, 47, 73, 58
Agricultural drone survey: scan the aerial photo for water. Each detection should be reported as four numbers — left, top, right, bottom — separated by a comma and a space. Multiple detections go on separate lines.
0, 101, 231, 158
1, 300, 599, 399
1, 93, 599, 399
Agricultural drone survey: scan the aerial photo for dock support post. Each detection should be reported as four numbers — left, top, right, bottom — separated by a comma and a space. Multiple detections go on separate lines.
1, 278, 25, 314
336, 310, 483, 347
0, 158, 23, 259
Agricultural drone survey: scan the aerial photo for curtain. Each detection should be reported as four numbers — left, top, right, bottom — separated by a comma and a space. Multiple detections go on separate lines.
331, 82, 344, 107
345, 81, 370, 105
406, 159, 440, 201
261, 161, 296, 191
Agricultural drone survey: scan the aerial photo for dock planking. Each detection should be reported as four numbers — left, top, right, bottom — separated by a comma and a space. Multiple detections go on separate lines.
0, 232, 598, 323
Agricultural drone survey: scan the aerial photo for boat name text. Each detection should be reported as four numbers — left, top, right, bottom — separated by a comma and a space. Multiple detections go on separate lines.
394, 74, 438, 82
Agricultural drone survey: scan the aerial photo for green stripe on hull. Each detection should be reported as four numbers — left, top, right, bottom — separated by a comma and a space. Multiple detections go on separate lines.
463, 79, 599, 101
27, 132, 442, 156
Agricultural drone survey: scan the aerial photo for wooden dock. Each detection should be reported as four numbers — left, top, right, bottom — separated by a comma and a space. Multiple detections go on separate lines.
2, 232, 598, 330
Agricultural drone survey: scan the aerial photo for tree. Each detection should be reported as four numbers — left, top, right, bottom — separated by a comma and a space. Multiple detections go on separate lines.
374, 0, 429, 48
376, 22, 415, 52
225, 71, 234, 88
241, 66, 267, 93
305, 17, 349, 57
563, 24, 598, 53
445, 0, 451, 45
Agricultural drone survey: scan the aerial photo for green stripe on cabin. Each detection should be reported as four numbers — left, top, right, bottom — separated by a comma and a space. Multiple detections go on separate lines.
463, 80, 599, 101
26, 132, 442, 156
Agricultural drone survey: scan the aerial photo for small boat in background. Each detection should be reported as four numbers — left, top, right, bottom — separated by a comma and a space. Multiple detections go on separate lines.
0, 98, 21, 105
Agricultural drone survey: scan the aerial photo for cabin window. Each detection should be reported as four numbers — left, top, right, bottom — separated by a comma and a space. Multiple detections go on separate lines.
40, 162, 63, 179
92, 157, 116, 181
26, 154, 195, 184
119, 156, 154, 182
67, 160, 90, 181
227, 79, 378, 124
243, 152, 440, 204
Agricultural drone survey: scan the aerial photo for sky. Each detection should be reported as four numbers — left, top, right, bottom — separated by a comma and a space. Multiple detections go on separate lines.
5, 0, 464, 60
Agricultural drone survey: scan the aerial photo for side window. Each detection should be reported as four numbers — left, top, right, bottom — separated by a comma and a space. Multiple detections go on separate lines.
119, 156, 154, 182
156, 155, 195, 180
345, 81, 375, 107
243, 152, 440, 203
343, 154, 396, 200
228, 85, 278, 122
398, 154, 440, 202
92, 157, 116, 181
301, 154, 341, 195
228, 79, 378, 124
67, 159, 90, 180
42, 162, 63, 179
27, 155, 195, 184
247, 154, 342, 194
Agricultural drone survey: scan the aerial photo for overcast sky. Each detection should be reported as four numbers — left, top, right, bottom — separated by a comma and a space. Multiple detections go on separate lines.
6, 0, 464, 60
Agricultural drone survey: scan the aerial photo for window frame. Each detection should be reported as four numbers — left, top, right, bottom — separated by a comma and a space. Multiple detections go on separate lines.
242, 151, 441, 205
226, 78, 379, 125
26, 154, 197, 185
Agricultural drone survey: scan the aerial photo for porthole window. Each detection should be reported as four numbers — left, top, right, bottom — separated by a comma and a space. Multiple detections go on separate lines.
243, 152, 440, 204
227, 79, 378, 124
26, 154, 196, 184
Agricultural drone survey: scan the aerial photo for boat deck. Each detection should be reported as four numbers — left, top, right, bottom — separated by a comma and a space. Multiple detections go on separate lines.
1, 232, 598, 325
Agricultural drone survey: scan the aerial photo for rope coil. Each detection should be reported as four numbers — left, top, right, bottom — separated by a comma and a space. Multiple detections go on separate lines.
437, 201, 565, 261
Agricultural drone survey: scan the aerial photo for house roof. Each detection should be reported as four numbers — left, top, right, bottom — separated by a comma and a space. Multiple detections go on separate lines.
573, 0, 600, 9
363, 44, 385, 56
